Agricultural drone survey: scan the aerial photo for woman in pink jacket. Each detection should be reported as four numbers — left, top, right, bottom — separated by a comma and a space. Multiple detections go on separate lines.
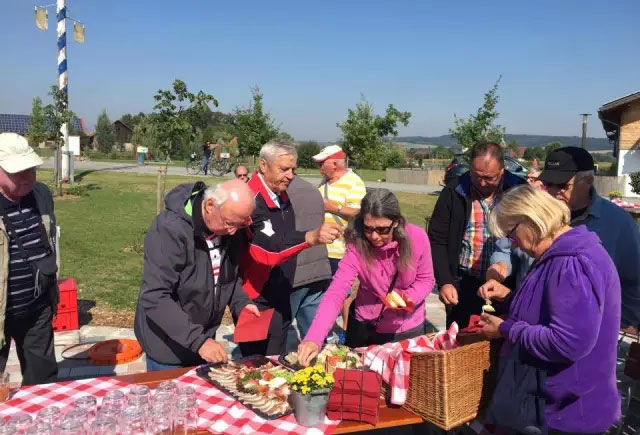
298, 188, 436, 366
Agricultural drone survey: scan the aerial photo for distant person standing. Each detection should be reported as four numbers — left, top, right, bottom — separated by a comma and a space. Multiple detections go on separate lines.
234, 165, 250, 182
202, 143, 212, 175
313, 145, 366, 336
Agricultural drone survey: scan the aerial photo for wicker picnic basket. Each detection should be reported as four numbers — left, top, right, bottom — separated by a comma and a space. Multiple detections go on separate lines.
387, 338, 496, 430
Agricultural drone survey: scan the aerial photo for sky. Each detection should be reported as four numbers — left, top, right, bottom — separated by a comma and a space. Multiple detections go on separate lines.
1, 0, 639, 142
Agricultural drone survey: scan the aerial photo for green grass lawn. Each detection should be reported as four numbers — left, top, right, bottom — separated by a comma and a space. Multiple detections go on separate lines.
294, 168, 386, 182
38, 170, 436, 318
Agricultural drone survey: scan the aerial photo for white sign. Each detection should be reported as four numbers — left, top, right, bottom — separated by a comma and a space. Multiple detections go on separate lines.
137, 146, 148, 153
68, 135, 80, 156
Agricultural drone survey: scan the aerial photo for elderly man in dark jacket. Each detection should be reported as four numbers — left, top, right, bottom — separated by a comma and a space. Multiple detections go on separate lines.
428, 141, 524, 329
134, 179, 259, 371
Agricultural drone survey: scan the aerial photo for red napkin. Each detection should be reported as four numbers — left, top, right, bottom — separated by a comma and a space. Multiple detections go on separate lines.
460, 314, 484, 333
327, 368, 382, 425
233, 308, 274, 343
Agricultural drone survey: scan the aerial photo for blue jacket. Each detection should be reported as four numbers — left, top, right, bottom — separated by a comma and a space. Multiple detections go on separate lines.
499, 226, 621, 433
492, 187, 640, 327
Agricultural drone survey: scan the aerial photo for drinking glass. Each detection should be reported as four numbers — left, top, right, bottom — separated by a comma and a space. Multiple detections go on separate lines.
63, 408, 88, 426
89, 416, 116, 435
75, 396, 98, 421
154, 381, 176, 397
59, 419, 86, 435
8, 413, 33, 434
36, 406, 62, 428
25, 423, 52, 435
128, 385, 151, 402
126, 395, 150, 414
101, 391, 126, 411
0, 424, 16, 435
148, 402, 172, 435
120, 405, 147, 435
175, 386, 196, 401
173, 397, 197, 435
96, 404, 120, 421
0, 373, 10, 403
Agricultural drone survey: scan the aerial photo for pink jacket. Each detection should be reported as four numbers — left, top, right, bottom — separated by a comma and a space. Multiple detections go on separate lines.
304, 223, 435, 347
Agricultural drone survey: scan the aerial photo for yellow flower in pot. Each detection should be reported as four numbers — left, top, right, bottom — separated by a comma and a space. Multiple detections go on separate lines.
289, 365, 335, 427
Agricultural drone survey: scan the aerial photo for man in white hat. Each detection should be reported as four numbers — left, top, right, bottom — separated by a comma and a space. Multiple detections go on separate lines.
0, 133, 59, 385
313, 145, 366, 338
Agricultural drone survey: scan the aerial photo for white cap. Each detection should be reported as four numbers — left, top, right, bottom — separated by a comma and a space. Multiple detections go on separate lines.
312, 144, 346, 162
0, 133, 44, 173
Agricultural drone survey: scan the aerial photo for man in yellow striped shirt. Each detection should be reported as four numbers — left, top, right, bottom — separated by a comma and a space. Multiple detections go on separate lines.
313, 145, 366, 336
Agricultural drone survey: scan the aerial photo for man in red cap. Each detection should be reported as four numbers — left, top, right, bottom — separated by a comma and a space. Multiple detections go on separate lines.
313, 145, 366, 338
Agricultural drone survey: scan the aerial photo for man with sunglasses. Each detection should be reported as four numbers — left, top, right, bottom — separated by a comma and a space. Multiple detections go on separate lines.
428, 141, 525, 328
489, 147, 640, 333
234, 165, 250, 182
135, 179, 261, 371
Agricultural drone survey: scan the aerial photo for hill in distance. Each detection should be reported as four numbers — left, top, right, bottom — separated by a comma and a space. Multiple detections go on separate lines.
396, 134, 611, 151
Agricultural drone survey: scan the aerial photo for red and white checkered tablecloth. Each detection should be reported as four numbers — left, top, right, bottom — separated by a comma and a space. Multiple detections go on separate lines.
0, 377, 131, 419
173, 368, 339, 435
362, 322, 459, 406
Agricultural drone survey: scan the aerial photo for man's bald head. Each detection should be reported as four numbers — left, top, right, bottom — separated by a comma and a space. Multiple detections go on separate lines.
202, 180, 254, 236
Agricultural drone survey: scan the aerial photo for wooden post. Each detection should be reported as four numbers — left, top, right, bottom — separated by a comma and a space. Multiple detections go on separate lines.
156, 168, 163, 215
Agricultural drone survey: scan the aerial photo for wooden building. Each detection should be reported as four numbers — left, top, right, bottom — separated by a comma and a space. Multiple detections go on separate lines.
599, 92, 640, 197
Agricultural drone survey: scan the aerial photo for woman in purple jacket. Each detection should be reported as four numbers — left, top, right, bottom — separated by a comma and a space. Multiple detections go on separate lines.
297, 188, 435, 366
480, 185, 621, 434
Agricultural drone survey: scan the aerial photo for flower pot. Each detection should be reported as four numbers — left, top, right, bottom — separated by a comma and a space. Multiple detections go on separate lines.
289, 390, 330, 427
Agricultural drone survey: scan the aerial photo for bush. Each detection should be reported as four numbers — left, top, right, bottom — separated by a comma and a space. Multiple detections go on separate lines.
630, 172, 640, 195
297, 141, 322, 168
608, 190, 623, 200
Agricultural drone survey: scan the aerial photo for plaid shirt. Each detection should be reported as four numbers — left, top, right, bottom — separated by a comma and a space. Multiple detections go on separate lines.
458, 190, 498, 278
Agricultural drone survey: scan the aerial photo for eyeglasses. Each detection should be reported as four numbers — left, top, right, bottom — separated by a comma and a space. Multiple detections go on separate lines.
363, 223, 394, 235
542, 181, 574, 191
506, 223, 520, 244
236, 173, 248, 178
526, 176, 538, 183
471, 172, 501, 183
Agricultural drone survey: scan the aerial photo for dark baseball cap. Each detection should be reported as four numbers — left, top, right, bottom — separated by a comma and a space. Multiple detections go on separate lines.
538, 147, 595, 184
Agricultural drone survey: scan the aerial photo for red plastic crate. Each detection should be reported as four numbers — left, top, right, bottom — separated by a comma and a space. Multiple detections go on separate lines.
53, 278, 79, 331
53, 308, 79, 332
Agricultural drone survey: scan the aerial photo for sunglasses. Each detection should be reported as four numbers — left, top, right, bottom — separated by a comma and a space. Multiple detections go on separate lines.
236, 174, 248, 178
506, 223, 520, 244
363, 223, 394, 235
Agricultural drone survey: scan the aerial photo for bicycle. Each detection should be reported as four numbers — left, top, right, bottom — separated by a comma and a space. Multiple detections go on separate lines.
185, 153, 232, 176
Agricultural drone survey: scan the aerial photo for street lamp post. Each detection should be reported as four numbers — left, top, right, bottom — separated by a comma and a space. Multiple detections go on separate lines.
580, 113, 591, 149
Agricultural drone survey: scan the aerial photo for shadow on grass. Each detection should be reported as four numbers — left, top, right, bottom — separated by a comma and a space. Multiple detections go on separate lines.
78, 299, 96, 326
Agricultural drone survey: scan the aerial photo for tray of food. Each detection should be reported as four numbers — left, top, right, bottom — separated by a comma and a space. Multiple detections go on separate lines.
196, 356, 294, 420
280, 343, 363, 373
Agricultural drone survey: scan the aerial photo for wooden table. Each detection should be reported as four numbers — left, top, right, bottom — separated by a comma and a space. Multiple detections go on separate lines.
115, 367, 424, 434
622, 207, 640, 220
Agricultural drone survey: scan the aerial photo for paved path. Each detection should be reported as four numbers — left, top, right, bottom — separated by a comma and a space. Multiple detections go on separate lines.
40, 159, 441, 194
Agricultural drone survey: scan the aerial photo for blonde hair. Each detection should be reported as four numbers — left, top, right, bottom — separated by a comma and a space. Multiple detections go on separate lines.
489, 185, 570, 244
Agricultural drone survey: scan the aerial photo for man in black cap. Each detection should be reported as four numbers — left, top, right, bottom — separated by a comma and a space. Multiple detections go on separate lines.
489, 146, 640, 332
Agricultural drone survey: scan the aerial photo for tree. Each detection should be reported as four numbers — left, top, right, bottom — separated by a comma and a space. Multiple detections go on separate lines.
431, 145, 455, 160
297, 141, 321, 168
336, 96, 411, 169
233, 87, 279, 157
95, 110, 116, 153
507, 139, 519, 157
449, 76, 506, 151
44, 85, 76, 195
383, 145, 406, 169
28, 97, 48, 147
119, 112, 146, 129
131, 116, 160, 158
544, 141, 563, 156
630, 172, 640, 195
152, 79, 218, 160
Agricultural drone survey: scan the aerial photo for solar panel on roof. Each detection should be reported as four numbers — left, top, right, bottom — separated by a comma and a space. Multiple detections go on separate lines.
0, 114, 85, 135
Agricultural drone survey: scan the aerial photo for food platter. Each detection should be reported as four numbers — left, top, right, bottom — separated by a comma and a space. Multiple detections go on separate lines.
280, 344, 363, 374
195, 356, 294, 420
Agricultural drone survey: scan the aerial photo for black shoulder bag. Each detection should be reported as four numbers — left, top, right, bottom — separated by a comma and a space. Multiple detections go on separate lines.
0, 200, 59, 308
345, 271, 399, 348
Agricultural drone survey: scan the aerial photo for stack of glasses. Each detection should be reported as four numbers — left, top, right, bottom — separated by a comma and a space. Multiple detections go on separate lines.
0, 382, 199, 435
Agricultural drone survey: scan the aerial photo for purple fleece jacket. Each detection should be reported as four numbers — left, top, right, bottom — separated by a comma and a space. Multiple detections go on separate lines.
304, 223, 435, 347
498, 225, 621, 433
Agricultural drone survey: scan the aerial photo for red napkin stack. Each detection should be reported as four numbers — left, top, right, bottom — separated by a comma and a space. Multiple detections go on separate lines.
327, 368, 382, 425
